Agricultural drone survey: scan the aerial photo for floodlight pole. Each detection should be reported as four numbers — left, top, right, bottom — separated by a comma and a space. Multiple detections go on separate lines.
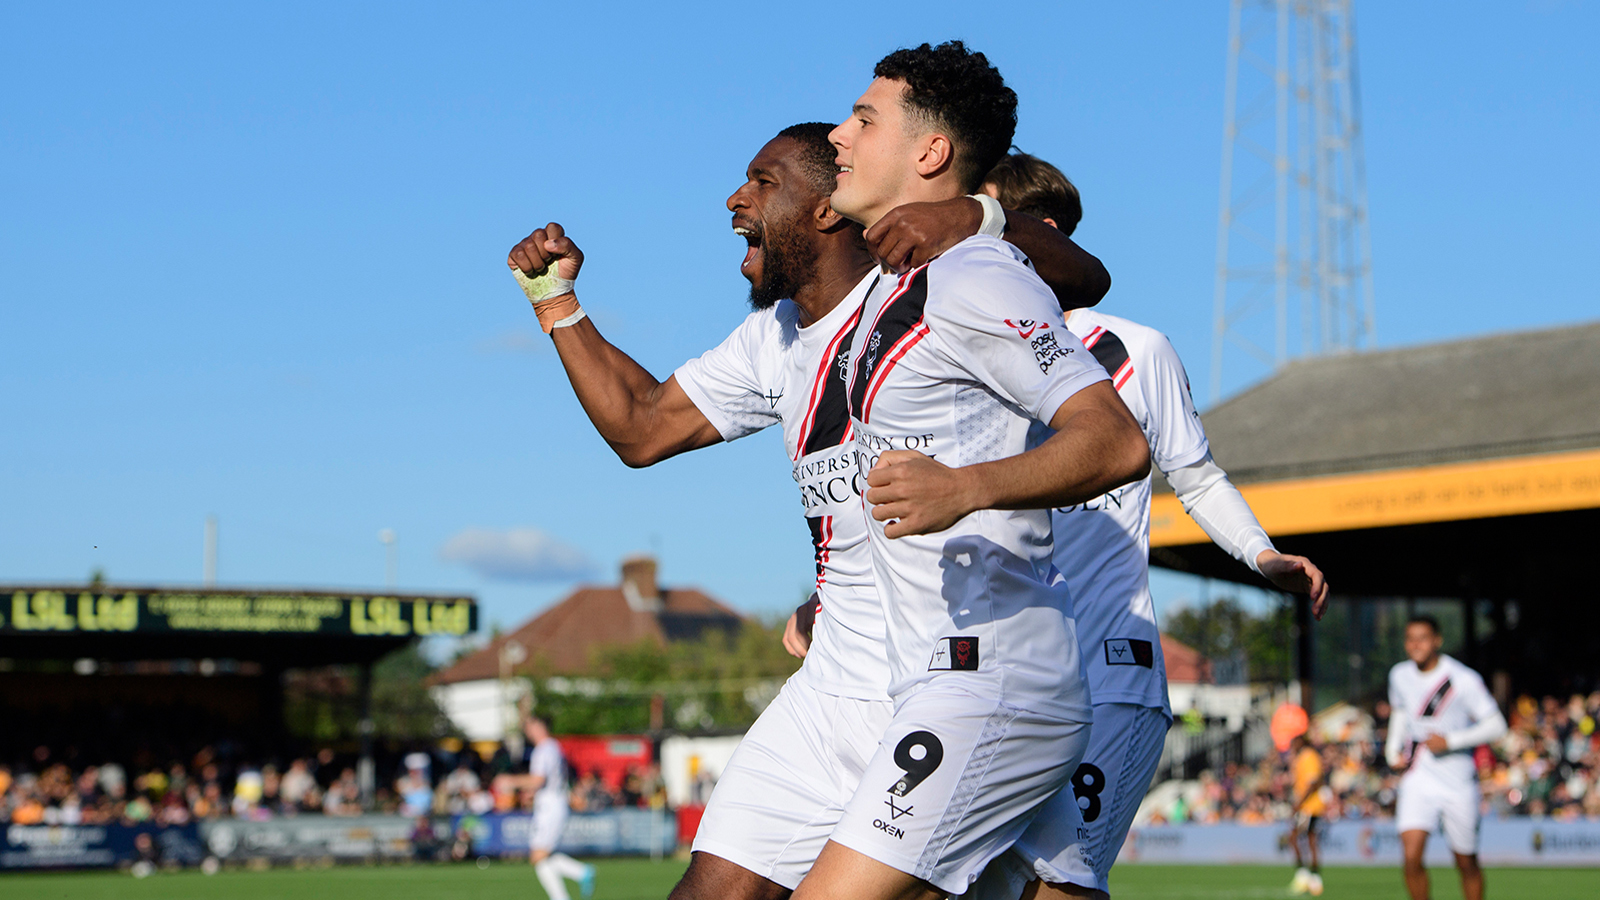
379, 528, 397, 589
1211, 0, 1376, 400
357, 660, 375, 811
203, 516, 218, 586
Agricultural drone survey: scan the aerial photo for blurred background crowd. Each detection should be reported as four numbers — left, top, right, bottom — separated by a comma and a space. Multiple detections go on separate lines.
0, 744, 668, 826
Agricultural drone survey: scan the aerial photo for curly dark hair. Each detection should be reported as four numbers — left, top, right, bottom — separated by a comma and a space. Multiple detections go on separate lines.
873, 41, 1017, 193
775, 122, 842, 196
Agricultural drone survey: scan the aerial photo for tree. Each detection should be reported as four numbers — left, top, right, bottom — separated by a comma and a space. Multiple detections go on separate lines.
1165, 595, 1295, 684
283, 642, 456, 743
528, 619, 801, 735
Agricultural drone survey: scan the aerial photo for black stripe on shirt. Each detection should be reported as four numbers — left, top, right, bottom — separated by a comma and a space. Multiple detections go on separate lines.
849, 269, 930, 418
1089, 328, 1130, 380
801, 324, 858, 456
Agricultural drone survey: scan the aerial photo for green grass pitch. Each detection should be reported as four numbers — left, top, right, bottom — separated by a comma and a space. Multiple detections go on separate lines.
4, 858, 1596, 899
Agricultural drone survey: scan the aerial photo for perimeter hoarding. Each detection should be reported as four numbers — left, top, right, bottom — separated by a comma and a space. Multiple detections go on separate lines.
1, 589, 476, 638
2, 823, 205, 869
1119, 819, 1600, 867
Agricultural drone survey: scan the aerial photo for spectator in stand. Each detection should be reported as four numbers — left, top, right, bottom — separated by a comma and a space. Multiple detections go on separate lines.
281, 758, 316, 811
397, 755, 433, 817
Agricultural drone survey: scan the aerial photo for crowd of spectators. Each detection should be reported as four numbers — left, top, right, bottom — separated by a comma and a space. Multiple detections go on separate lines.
1146, 692, 1600, 825
2, 744, 668, 826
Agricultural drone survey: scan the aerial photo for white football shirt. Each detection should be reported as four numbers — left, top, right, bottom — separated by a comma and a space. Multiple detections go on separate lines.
1053, 309, 1210, 715
1387, 654, 1499, 785
527, 738, 568, 810
675, 271, 890, 701
844, 236, 1109, 718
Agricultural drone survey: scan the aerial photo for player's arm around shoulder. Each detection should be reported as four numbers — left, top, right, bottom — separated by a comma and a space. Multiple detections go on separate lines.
507, 223, 721, 468
863, 197, 1110, 309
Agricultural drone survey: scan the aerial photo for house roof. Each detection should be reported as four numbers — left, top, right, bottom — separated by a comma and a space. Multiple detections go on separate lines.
1161, 633, 1212, 684
431, 581, 743, 684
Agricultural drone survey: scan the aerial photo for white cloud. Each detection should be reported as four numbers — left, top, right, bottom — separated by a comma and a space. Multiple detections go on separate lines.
439, 527, 595, 582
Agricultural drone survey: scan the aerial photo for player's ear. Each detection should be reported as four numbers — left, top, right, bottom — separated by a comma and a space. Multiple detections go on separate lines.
814, 196, 847, 232
914, 133, 955, 179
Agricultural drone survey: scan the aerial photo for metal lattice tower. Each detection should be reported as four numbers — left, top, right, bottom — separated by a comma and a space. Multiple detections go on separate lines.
1210, 0, 1376, 402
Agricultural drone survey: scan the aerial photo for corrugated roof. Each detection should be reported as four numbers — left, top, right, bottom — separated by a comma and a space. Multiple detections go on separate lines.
1166, 321, 1600, 487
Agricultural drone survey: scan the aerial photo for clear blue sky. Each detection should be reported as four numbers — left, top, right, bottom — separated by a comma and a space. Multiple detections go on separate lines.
3, 2, 1596, 639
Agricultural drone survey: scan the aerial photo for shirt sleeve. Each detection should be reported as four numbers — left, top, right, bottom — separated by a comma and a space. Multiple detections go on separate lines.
1140, 330, 1210, 471
673, 310, 780, 441
926, 240, 1110, 423
1447, 669, 1508, 750
1385, 671, 1407, 767
1166, 455, 1276, 574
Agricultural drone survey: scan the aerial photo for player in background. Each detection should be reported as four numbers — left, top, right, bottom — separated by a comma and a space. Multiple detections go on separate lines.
1386, 616, 1507, 900
1287, 733, 1328, 896
791, 42, 1150, 900
942, 152, 1330, 900
495, 715, 595, 900
506, 124, 1111, 900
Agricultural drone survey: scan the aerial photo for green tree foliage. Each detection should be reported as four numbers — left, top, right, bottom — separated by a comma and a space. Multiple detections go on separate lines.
283, 642, 456, 744
1164, 595, 1295, 684
528, 619, 801, 735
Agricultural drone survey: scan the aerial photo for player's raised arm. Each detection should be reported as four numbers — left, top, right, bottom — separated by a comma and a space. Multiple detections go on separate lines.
863, 196, 1111, 309
508, 223, 722, 467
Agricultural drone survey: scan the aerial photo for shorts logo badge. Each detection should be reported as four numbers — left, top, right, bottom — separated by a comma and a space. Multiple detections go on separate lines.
1104, 638, 1154, 668
927, 636, 979, 671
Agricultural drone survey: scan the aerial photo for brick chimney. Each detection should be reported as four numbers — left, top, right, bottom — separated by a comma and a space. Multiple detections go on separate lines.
620, 555, 662, 612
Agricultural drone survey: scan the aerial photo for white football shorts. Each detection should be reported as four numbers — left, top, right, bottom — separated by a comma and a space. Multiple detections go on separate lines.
1396, 767, 1480, 855
692, 675, 894, 889
967, 702, 1168, 899
531, 801, 569, 852
828, 681, 1091, 895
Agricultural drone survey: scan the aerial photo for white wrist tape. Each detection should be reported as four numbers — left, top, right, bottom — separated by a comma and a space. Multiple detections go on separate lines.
550, 308, 588, 330
969, 193, 1007, 238
511, 265, 576, 304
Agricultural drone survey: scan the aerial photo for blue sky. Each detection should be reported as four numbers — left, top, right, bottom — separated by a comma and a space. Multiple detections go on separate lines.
3, 2, 1596, 642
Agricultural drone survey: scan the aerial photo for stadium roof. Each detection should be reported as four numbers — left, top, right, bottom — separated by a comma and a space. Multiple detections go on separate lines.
432, 557, 743, 684
1178, 320, 1600, 484
1150, 320, 1600, 566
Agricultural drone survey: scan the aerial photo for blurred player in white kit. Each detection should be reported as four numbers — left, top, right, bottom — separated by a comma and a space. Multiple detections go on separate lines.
499, 715, 596, 900
1386, 616, 1507, 900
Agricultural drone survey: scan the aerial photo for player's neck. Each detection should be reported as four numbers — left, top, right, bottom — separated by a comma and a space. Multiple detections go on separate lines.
859, 176, 964, 231
1416, 654, 1441, 672
792, 247, 876, 329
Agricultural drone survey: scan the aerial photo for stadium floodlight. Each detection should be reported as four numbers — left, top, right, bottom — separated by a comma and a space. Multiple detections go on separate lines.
1211, 0, 1376, 402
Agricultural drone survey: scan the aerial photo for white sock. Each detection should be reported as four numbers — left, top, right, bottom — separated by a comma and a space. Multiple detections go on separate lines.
547, 853, 588, 880
535, 860, 571, 900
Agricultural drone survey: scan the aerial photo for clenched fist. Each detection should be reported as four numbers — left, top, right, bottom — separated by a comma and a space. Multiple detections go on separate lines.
508, 222, 584, 281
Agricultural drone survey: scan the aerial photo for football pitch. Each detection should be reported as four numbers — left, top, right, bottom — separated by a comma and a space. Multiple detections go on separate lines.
4, 858, 1596, 900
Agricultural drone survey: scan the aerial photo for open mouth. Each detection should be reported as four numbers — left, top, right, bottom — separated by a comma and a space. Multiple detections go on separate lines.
835, 159, 852, 180
734, 221, 763, 272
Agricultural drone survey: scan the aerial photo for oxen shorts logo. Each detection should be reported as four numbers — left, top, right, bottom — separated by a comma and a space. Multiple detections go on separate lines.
1104, 638, 1154, 668
927, 636, 980, 671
